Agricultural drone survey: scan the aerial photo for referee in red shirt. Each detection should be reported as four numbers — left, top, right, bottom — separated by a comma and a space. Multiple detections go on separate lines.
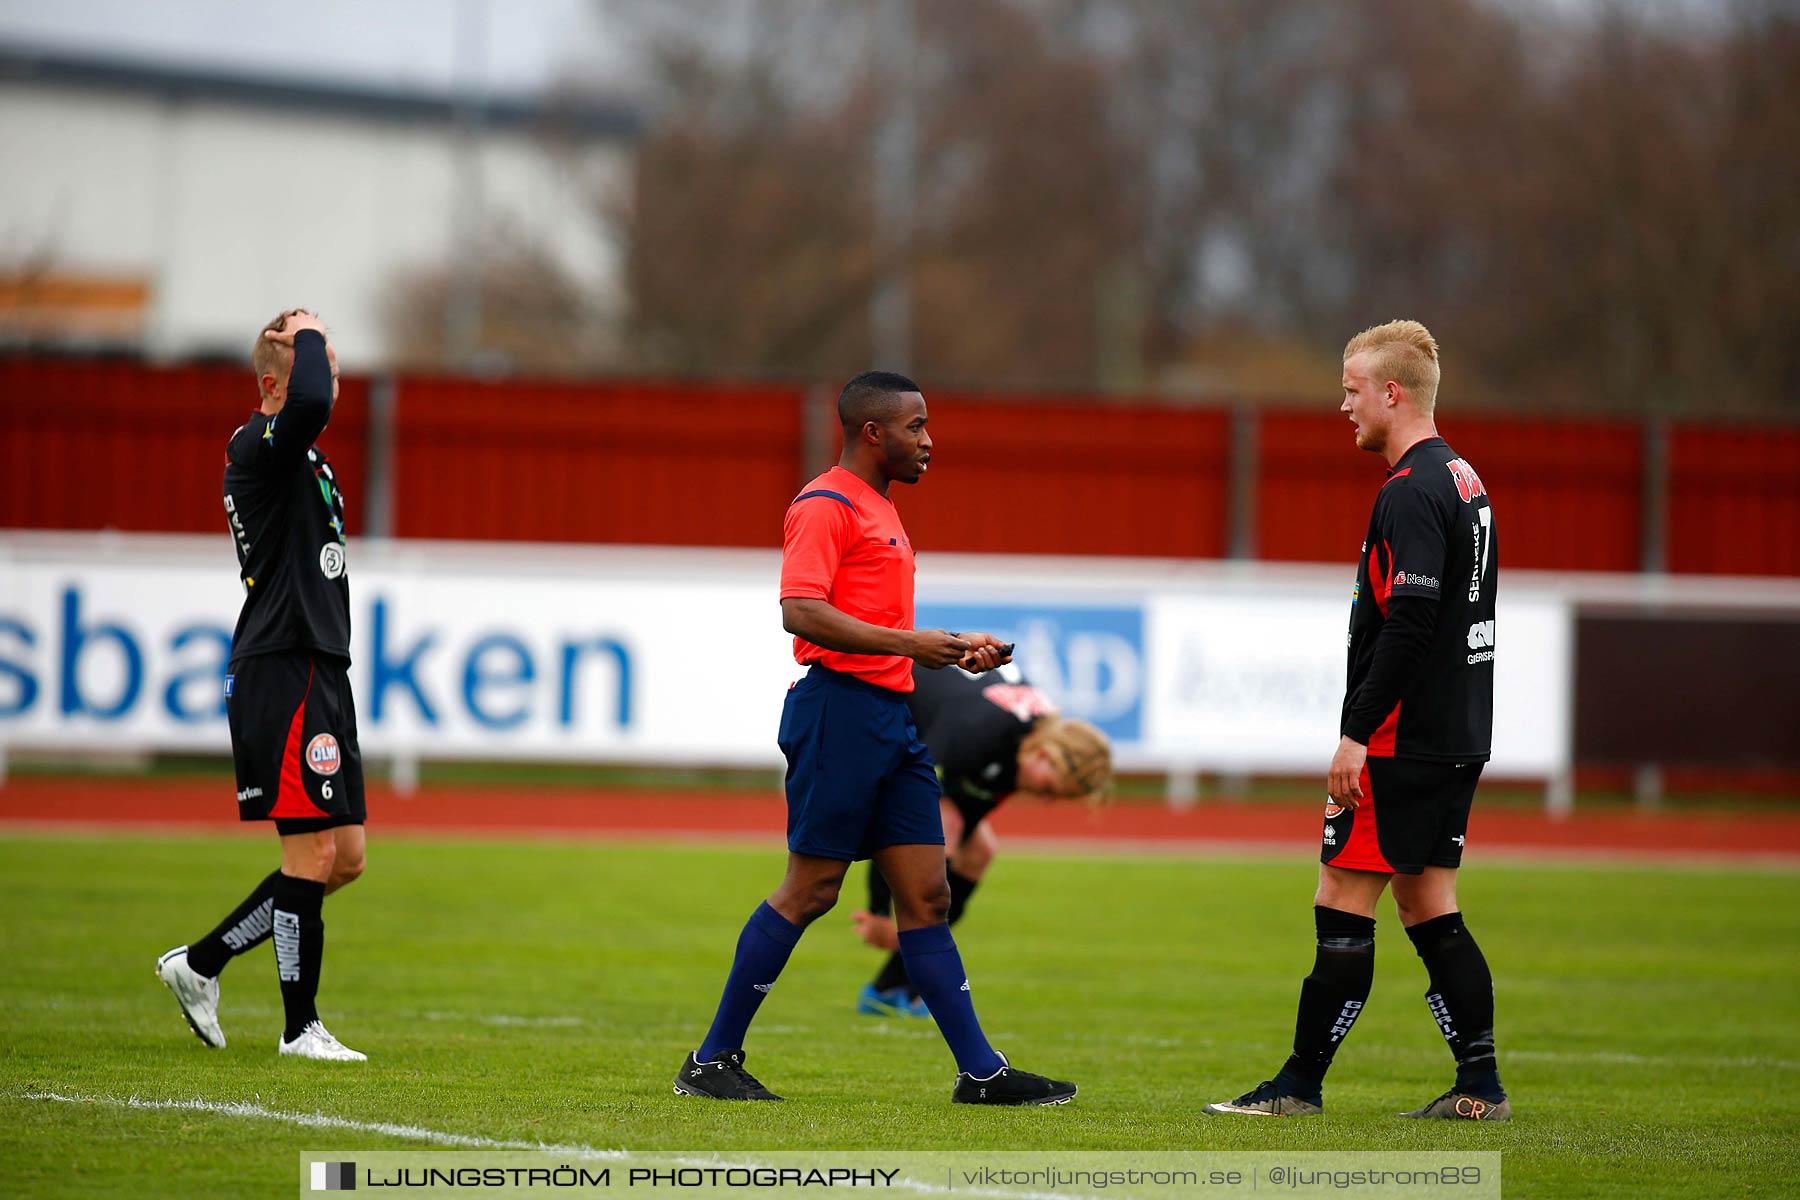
672, 372, 1077, 1105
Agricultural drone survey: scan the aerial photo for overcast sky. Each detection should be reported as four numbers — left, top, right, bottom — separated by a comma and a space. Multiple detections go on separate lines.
0, 0, 1731, 100
0, 0, 622, 95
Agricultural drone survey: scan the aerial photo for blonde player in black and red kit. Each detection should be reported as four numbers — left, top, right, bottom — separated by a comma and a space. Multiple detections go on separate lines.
1207, 320, 1509, 1121
672, 371, 1077, 1105
155, 310, 367, 1062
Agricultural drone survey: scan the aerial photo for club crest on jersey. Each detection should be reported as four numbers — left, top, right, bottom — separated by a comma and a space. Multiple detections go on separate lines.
1324, 800, 1345, 818
306, 733, 342, 776
319, 543, 346, 579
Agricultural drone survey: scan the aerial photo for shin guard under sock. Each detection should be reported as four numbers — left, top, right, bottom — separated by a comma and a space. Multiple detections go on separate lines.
697, 902, 803, 1061
272, 873, 326, 1042
898, 923, 1003, 1076
1407, 911, 1503, 1097
1279, 906, 1376, 1094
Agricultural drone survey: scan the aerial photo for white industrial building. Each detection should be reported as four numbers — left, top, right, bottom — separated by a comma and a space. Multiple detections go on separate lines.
0, 44, 638, 368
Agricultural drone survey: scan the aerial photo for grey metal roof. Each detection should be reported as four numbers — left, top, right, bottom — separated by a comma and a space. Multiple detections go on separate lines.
0, 42, 642, 139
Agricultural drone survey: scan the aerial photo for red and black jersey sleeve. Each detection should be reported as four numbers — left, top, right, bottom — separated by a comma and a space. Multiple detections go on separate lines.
1342, 438, 1497, 762
1379, 483, 1450, 601
222, 331, 351, 664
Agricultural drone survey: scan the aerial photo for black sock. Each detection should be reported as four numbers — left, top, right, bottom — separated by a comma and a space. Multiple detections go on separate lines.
272, 873, 327, 1042
873, 952, 911, 992
1278, 906, 1376, 1096
946, 866, 979, 924
867, 862, 912, 992
1407, 912, 1503, 1097
867, 864, 893, 918
185, 870, 283, 978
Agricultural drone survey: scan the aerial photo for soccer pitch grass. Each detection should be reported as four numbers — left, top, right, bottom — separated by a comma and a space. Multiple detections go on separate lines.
3, 832, 1797, 1198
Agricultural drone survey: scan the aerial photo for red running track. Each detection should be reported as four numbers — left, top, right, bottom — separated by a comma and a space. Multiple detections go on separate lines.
3, 777, 1798, 864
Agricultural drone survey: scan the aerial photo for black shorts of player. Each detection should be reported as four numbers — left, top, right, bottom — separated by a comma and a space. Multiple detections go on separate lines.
1320, 757, 1483, 875
226, 650, 366, 835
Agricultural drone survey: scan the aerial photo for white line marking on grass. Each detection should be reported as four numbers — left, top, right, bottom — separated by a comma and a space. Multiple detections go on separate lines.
23, 1091, 1109, 1200
1507, 1049, 1800, 1071
23, 1090, 627, 1156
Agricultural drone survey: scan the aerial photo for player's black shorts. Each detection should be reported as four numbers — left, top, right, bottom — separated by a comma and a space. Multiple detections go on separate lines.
1320, 757, 1482, 875
226, 650, 365, 835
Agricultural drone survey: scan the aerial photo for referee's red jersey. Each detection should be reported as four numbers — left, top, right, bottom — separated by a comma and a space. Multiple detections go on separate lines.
779, 466, 917, 692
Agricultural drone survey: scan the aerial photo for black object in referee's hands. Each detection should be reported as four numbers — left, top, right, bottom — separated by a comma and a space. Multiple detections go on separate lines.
954, 641, 1014, 671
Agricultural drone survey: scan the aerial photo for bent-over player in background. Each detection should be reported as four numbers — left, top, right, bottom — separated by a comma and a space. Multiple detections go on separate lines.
851, 662, 1112, 1017
1206, 320, 1509, 1120
156, 310, 368, 1062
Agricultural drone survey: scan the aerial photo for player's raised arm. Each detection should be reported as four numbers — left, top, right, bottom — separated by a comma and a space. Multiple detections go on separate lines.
252, 310, 337, 467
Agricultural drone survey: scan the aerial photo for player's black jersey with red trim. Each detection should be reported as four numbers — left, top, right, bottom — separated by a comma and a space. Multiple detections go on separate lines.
906, 663, 1055, 836
222, 330, 351, 663
1342, 436, 1496, 761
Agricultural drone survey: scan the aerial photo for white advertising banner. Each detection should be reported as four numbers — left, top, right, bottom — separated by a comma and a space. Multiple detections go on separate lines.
1144, 591, 1571, 776
0, 535, 1573, 778
0, 538, 798, 764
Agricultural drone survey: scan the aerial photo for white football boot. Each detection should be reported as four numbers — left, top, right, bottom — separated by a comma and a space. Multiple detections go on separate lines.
155, 946, 225, 1048
278, 1020, 367, 1062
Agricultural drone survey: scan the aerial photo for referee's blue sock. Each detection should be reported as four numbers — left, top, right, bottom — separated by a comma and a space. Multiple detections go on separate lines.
696, 902, 802, 1062
898, 923, 1004, 1077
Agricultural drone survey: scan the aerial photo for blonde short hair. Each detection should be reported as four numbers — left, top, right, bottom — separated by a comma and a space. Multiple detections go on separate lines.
251, 308, 312, 385
1021, 715, 1114, 803
1343, 319, 1440, 415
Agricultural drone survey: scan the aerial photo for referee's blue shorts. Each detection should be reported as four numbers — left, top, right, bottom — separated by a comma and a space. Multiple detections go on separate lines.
777, 665, 944, 861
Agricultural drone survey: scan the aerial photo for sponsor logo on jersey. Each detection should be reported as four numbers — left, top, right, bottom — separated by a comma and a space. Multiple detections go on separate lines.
1323, 823, 1338, 845
236, 785, 262, 802
224, 493, 252, 557
306, 732, 342, 776
1394, 570, 1440, 590
1446, 457, 1488, 503
223, 673, 235, 697
1466, 619, 1496, 663
752, 982, 772, 993
319, 542, 346, 579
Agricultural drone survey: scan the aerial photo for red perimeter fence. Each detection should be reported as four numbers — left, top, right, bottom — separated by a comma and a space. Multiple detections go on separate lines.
4, 357, 1798, 575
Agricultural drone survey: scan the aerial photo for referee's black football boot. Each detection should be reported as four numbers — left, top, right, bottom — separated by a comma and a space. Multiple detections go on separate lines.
672, 1049, 783, 1100
1400, 1087, 1511, 1121
952, 1053, 1077, 1105
1203, 1079, 1324, 1116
